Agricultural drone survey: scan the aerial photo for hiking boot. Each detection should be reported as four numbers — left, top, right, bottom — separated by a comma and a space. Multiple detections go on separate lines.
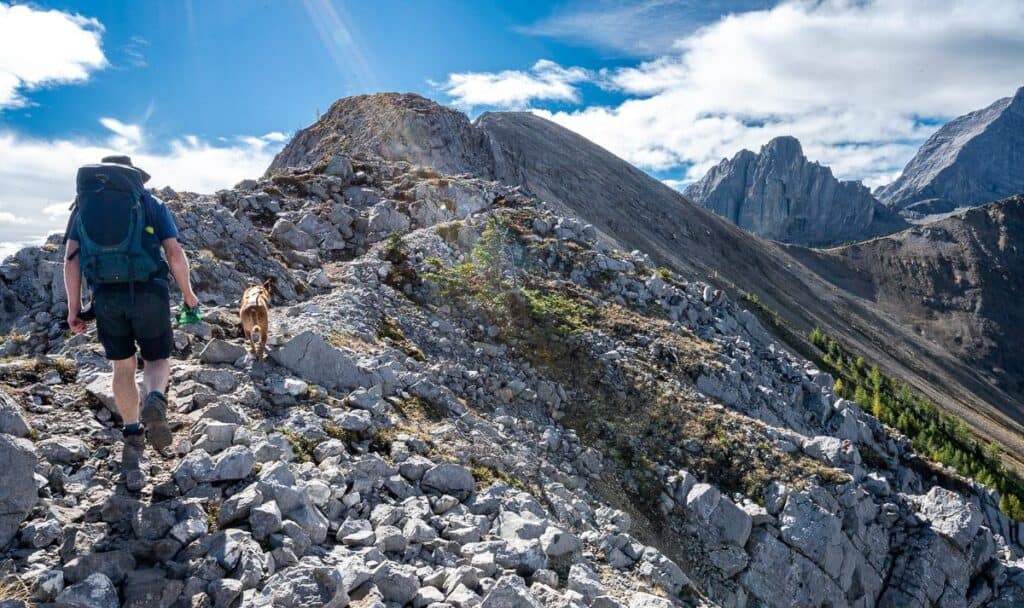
121, 430, 146, 492
140, 391, 172, 453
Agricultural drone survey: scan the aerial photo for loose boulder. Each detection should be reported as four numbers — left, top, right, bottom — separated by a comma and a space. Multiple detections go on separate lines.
0, 435, 37, 547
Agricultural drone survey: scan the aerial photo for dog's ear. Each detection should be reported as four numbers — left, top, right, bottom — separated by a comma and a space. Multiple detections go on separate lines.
262, 279, 272, 294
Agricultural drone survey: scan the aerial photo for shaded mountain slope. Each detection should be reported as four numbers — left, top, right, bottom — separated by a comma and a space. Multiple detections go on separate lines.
684, 136, 907, 246
791, 196, 1024, 403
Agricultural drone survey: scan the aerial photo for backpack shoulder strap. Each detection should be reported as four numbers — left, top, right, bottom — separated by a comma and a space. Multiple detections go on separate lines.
140, 191, 158, 235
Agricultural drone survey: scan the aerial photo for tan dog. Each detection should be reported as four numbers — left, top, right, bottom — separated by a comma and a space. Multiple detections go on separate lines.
239, 281, 271, 361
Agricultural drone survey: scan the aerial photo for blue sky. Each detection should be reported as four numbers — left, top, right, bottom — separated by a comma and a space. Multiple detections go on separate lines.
2, 0, 1024, 257
7, 1, 751, 145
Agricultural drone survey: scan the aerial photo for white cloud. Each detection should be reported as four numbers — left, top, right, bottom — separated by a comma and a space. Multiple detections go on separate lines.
98, 117, 143, 150
0, 211, 26, 224
0, 120, 285, 250
0, 3, 107, 108
661, 179, 688, 192
457, 0, 1024, 189
438, 60, 592, 109
262, 131, 288, 142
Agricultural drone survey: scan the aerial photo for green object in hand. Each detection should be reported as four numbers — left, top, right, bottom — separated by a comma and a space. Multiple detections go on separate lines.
177, 303, 203, 326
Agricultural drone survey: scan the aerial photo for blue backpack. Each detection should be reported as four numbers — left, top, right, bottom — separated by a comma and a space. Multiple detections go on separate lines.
73, 163, 160, 285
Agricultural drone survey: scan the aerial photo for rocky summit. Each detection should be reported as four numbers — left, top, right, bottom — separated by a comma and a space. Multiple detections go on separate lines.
3, 93, 1024, 608
876, 87, 1024, 217
684, 136, 908, 246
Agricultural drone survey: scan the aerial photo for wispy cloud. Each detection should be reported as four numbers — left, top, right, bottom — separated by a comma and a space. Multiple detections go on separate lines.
0, 2, 107, 109
450, 0, 1024, 189
436, 60, 592, 110
120, 35, 149, 68
519, 0, 772, 57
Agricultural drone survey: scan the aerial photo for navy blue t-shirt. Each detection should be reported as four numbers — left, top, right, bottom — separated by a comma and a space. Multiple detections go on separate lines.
65, 192, 180, 291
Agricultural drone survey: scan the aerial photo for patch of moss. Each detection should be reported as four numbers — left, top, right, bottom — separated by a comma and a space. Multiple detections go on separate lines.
392, 395, 445, 422
371, 428, 398, 454
261, 184, 285, 199
328, 330, 375, 352
471, 463, 529, 493
204, 501, 221, 533
278, 428, 320, 464
377, 316, 426, 362
435, 221, 462, 245
324, 422, 360, 444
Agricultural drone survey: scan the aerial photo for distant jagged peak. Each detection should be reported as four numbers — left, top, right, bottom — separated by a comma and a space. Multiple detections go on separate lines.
686, 135, 906, 247
876, 86, 1024, 211
760, 134, 804, 162
267, 92, 493, 177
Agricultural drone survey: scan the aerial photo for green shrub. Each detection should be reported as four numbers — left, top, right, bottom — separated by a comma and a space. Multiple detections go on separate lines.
426, 216, 593, 336
521, 288, 591, 336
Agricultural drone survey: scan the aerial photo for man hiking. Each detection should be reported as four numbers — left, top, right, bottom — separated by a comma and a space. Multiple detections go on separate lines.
63, 155, 199, 491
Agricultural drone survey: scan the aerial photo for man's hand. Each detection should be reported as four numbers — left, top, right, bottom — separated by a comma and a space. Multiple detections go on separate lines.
67, 308, 86, 334
183, 290, 199, 309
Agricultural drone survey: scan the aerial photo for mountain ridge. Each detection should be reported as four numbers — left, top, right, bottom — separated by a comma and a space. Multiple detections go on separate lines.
268, 93, 1024, 466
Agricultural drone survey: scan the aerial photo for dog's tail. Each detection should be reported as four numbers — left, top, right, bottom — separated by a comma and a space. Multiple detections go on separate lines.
250, 325, 262, 350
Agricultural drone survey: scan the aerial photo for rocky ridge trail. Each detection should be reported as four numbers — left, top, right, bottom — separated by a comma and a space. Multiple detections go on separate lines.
1, 144, 1024, 608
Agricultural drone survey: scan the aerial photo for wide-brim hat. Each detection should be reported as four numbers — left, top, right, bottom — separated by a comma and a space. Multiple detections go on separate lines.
101, 154, 151, 184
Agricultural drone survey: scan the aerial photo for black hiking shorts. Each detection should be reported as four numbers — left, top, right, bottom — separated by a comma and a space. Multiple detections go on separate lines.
94, 282, 173, 361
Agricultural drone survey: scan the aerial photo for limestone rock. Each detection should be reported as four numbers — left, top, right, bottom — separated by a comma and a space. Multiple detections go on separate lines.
0, 388, 31, 437
271, 331, 378, 390
627, 593, 672, 608
199, 339, 247, 364
919, 486, 982, 549
778, 492, 845, 578
38, 437, 89, 465
480, 575, 542, 608
55, 573, 118, 608
685, 483, 752, 547
421, 463, 475, 500
0, 435, 37, 547
255, 562, 349, 608
268, 93, 493, 176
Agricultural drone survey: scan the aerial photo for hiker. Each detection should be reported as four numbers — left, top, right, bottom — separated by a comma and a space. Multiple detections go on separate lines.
63, 155, 199, 490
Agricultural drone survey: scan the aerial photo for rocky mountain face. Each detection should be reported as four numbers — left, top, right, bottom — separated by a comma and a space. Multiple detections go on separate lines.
877, 87, 1024, 216
266, 93, 494, 178
684, 136, 908, 246
790, 195, 1024, 406
2, 93, 1024, 608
